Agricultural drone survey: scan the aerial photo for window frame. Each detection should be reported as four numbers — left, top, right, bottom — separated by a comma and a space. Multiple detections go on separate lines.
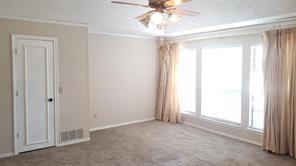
179, 48, 198, 114
179, 37, 263, 133
200, 45, 244, 125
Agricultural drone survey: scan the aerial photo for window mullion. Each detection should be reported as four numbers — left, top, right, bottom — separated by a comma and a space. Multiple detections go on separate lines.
196, 48, 202, 116
241, 44, 251, 128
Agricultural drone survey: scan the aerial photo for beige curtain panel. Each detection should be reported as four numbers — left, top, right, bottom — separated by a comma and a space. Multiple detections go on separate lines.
262, 28, 296, 158
156, 42, 181, 123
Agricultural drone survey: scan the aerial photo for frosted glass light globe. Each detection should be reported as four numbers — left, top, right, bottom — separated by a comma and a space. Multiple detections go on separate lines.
170, 14, 181, 23
150, 12, 163, 25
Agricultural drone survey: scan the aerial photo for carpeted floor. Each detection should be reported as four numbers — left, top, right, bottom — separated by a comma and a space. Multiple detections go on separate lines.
1, 120, 296, 166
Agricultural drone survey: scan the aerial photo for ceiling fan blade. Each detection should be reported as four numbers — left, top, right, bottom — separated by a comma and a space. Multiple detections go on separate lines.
165, 0, 191, 7
167, 8, 199, 16
111, 1, 149, 7
149, 0, 168, 3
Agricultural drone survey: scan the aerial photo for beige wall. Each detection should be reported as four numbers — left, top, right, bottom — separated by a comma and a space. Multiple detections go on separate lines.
88, 33, 158, 129
0, 18, 89, 154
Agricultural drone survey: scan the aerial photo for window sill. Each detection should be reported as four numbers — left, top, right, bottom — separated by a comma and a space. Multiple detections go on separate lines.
182, 113, 243, 129
198, 116, 243, 128
247, 127, 263, 134
181, 111, 198, 117
181, 112, 263, 134
183, 113, 263, 133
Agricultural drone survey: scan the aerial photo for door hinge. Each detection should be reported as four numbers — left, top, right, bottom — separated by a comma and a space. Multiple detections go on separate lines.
16, 91, 19, 97
17, 133, 19, 139
15, 48, 18, 55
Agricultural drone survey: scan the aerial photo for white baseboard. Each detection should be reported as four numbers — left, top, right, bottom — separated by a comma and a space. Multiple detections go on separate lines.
0, 152, 14, 159
90, 118, 155, 132
58, 137, 90, 147
184, 122, 262, 146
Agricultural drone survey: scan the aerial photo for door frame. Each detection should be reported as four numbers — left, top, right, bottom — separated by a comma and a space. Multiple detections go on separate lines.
11, 34, 60, 155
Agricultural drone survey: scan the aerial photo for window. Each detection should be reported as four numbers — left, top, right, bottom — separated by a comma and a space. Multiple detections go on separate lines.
201, 47, 243, 124
179, 48, 196, 113
249, 45, 264, 130
178, 36, 265, 133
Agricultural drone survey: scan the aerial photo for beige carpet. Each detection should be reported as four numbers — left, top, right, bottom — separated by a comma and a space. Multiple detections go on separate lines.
1, 120, 296, 166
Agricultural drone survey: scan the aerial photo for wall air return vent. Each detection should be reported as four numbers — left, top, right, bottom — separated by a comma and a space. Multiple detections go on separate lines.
60, 128, 83, 143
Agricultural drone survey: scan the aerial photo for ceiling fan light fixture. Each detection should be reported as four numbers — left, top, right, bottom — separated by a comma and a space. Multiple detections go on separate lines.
139, 17, 150, 28
112, 0, 199, 31
150, 12, 164, 25
152, 12, 179, 30
157, 22, 169, 30
169, 14, 181, 23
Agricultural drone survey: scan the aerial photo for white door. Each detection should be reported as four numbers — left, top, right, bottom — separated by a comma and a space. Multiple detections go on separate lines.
14, 37, 55, 153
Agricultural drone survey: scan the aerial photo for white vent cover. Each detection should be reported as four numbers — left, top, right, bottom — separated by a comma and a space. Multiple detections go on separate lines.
60, 129, 83, 143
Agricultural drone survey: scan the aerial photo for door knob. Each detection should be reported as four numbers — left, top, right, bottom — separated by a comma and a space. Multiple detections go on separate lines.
48, 98, 53, 102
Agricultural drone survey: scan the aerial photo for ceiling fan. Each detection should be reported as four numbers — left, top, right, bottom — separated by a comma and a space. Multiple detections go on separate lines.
111, 0, 199, 30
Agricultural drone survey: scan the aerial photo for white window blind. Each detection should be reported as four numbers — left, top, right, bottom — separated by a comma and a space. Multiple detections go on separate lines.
249, 45, 264, 130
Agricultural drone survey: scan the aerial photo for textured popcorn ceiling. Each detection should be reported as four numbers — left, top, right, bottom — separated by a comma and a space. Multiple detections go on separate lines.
0, 0, 295, 37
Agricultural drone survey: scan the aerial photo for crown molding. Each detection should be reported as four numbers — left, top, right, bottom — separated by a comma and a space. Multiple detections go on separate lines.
165, 13, 296, 41
88, 31, 161, 40
0, 15, 161, 39
0, 15, 88, 27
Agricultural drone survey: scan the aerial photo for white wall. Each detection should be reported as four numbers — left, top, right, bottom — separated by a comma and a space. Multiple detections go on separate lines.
88, 33, 159, 129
